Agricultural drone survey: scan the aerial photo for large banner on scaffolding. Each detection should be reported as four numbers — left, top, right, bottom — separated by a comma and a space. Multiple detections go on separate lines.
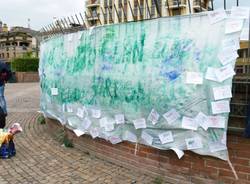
39, 9, 247, 160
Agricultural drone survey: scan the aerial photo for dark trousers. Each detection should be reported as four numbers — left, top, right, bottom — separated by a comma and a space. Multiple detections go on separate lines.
0, 106, 6, 128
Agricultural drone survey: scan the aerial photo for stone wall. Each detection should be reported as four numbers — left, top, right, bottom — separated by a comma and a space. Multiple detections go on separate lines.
15, 72, 39, 83
46, 118, 250, 183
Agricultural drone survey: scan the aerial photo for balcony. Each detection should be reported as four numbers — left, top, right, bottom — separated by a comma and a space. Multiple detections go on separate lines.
193, 0, 207, 10
167, 0, 186, 8
87, 11, 99, 20
86, 0, 100, 8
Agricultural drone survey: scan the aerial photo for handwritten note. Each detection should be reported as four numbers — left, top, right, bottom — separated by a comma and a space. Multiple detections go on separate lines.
148, 109, 160, 125
163, 109, 180, 125
91, 109, 101, 118
195, 112, 208, 131
231, 6, 250, 19
109, 136, 122, 144
185, 137, 203, 150
211, 100, 230, 114
159, 131, 174, 144
208, 9, 227, 24
186, 72, 203, 85
133, 118, 146, 129
51, 88, 58, 96
182, 116, 198, 130
141, 131, 153, 145
115, 114, 125, 124
225, 18, 244, 34
213, 85, 232, 100
206, 116, 225, 128
215, 64, 235, 82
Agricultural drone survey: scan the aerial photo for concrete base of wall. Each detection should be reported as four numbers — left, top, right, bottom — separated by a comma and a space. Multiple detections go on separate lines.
46, 118, 250, 183
15, 72, 39, 82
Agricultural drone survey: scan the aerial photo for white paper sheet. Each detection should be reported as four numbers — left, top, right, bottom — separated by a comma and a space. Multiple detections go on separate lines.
159, 131, 174, 144
141, 131, 153, 145
51, 88, 58, 96
89, 127, 99, 138
109, 136, 122, 144
163, 109, 180, 125
123, 131, 137, 143
148, 109, 160, 125
205, 67, 219, 82
211, 100, 230, 114
182, 116, 198, 130
222, 38, 240, 51
104, 123, 114, 132
218, 48, 239, 65
76, 108, 85, 118
208, 9, 227, 24
115, 114, 125, 124
82, 117, 92, 130
186, 72, 203, 84
133, 118, 147, 129
213, 85, 232, 100
170, 148, 184, 159
100, 117, 108, 127
73, 129, 85, 137
206, 116, 225, 129
231, 6, 250, 19
209, 142, 227, 153
91, 109, 101, 118
195, 112, 208, 131
225, 18, 244, 34
185, 137, 203, 150
67, 106, 73, 113
215, 64, 235, 82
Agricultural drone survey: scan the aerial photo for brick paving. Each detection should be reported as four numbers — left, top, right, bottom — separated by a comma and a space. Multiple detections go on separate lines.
0, 83, 157, 184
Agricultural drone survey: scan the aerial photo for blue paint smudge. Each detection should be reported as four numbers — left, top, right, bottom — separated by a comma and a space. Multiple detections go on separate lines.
160, 70, 181, 81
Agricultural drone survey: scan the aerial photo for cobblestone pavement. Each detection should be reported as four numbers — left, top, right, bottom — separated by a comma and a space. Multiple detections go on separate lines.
0, 83, 156, 184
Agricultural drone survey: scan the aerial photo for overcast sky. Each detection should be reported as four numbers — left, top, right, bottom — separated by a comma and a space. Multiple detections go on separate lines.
0, 0, 84, 31
0, 0, 249, 31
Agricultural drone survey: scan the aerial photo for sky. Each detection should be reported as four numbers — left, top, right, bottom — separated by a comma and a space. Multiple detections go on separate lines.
0, 0, 84, 31
0, 0, 249, 31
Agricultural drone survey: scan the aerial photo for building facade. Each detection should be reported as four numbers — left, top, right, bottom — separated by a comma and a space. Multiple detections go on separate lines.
85, 0, 210, 26
0, 25, 38, 63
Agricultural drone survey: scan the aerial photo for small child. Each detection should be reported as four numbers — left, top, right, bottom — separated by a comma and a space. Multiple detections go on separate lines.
0, 123, 22, 159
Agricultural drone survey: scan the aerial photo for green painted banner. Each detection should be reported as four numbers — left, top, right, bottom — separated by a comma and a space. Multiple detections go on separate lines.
40, 13, 243, 160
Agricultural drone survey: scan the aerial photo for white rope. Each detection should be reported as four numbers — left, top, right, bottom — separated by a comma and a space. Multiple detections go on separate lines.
227, 158, 239, 180
134, 142, 138, 155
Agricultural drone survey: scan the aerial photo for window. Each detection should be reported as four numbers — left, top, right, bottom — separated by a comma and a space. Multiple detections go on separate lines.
172, 9, 180, 16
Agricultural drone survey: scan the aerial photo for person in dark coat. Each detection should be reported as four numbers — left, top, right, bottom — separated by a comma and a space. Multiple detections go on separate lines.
0, 61, 12, 128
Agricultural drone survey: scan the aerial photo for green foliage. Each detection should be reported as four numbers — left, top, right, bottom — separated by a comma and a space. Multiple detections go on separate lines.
37, 115, 46, 124
11, 57, 39, 72
54, 127, 74, 148
153, 176, 164, 184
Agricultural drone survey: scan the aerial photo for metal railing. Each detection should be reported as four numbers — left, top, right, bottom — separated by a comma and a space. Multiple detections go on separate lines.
39, 0, 250, 134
